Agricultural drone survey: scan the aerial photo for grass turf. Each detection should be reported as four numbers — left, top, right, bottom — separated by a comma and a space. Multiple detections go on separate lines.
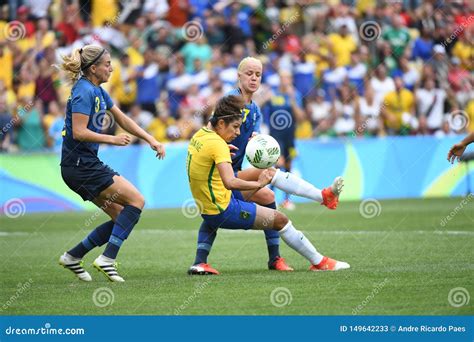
0, 198, 473, 315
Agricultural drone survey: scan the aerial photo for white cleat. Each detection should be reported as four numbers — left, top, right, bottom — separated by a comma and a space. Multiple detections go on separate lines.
59, 252, 92, 282
331, 176, 344, 196
93, 255, 125, 282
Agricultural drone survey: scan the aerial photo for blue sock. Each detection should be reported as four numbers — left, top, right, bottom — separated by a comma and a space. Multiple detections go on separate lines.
68, 220, 115, 258
262, 202, 280, 263
193, 221, 217, 265
103, 205, 142, 259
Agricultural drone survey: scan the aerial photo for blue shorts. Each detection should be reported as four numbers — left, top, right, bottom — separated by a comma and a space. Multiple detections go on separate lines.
61, 160, 119, 201
201, 194, 257, 230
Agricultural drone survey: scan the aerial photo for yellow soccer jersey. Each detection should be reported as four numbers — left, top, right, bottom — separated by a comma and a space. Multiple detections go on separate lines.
187, 127, 232, 215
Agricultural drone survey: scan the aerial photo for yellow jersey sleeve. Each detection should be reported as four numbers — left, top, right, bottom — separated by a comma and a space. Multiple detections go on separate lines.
209, 138, 232, 165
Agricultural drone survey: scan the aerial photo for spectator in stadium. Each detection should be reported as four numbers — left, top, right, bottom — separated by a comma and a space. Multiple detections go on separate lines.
381, 76, 417, 135
109, 53, 137, 113
415, 78, 447, 135
135, 48, 160, 116
14, 97, 46, 151
382, 14, 411, 59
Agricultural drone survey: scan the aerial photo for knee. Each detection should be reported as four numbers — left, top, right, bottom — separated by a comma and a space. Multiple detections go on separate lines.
254, 188, 275, 205
129, 193, 145, 209
273, 211, 289, 230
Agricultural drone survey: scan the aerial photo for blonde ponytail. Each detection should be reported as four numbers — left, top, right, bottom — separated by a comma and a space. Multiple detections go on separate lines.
60, 45, 107, 83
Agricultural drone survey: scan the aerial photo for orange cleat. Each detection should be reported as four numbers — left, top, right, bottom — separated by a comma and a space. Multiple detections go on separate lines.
321, 176, 344, 210
188, 263, 220, 275
309, 256, 350, 271
268, 256, 294, 271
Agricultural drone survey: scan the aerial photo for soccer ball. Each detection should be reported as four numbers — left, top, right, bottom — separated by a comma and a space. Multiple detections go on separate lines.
245, 134, 281, 169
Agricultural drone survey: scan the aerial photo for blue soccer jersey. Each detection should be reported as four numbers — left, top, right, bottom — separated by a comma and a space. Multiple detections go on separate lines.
226, 88, 262, 171
61, 77, 114, 167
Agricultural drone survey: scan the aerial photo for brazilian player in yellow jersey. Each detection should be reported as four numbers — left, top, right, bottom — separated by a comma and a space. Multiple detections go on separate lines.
186, 95, 351, 274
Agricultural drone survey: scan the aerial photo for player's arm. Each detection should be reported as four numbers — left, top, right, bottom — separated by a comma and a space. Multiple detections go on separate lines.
217, 162, 270, 191
448, 132, 474, 164
72, 113, 130, 145
110, 105, 165, 158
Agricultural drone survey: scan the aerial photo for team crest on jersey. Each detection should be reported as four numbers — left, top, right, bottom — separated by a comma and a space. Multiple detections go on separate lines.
240, 211, 251, 220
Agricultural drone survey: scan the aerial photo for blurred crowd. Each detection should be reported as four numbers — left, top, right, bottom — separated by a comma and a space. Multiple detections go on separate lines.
0, 0, 473, 152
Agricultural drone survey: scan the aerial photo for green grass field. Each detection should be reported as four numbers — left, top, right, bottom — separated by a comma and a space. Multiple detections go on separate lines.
0, 198, 473, 315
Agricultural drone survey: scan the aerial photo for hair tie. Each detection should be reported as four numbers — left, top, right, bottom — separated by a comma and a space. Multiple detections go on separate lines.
80, 48, 106, 71
79, 48, 83, 54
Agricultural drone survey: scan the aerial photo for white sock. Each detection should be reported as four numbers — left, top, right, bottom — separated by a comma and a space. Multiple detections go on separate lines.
278, 221, 323, 265
271, 169, 323, 202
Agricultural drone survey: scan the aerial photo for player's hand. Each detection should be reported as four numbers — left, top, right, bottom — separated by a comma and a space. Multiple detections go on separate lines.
150, 140, 166, 159
228, 144, 238, 157
113, 133, 131, 146
447, 143, 466, 164
258, 169, 273, 188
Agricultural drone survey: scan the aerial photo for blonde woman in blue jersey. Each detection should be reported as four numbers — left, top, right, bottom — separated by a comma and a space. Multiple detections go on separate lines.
187, 95, 350, 273
58, 45, 165, 282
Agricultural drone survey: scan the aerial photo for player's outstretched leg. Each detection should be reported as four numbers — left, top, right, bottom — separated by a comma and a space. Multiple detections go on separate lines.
253, 205, 350, 271
271, 169, 344, 210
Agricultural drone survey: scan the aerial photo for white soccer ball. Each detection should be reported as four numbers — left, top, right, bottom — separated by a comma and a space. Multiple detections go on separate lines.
245, 134, 281, 169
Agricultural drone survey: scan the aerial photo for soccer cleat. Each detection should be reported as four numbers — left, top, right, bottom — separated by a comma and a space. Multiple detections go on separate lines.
280, 199, 296, 211
268, 256, 294, 271
59, 252, 92, 282
321, 176, 344, 210
309, 256, 350, 271
188, 263, 219, 275
93, 256, 124, 282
